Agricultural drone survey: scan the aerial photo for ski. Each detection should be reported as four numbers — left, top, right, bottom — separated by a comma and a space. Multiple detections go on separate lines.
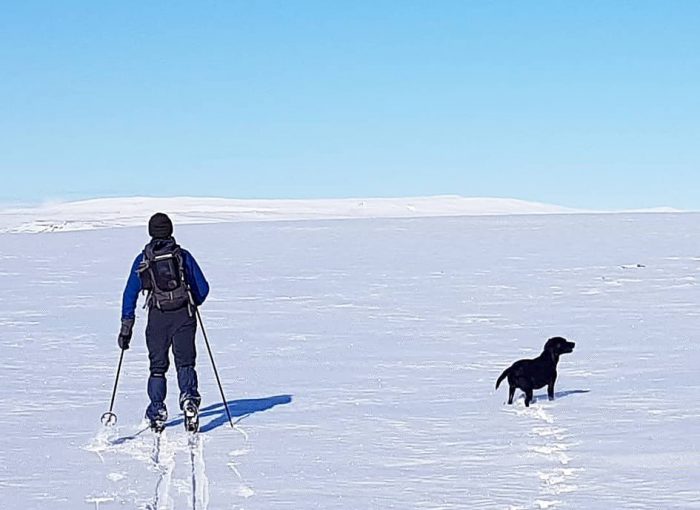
150, 430, 162, 464
188, 433, 199, 509
147, 428, 174, 510
183, 399, 200, 433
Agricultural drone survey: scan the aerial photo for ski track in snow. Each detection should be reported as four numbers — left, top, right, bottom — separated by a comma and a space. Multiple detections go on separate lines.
2, 213, 700, 508
83, 423, 218, 510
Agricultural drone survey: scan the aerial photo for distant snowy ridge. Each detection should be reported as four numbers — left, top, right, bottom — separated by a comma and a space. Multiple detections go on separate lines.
0, 195, 682, 233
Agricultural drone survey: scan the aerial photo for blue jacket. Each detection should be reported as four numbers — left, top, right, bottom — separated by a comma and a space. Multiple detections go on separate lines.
121, 245, 209, 320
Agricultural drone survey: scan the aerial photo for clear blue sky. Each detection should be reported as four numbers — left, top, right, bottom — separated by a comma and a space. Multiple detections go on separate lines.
1, 1, 698, 209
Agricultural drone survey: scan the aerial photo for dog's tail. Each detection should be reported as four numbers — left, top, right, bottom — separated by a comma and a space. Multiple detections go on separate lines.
495, 367, 511, 390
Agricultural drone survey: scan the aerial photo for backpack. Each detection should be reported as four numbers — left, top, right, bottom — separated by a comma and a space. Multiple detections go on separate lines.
138, 239, 192, 312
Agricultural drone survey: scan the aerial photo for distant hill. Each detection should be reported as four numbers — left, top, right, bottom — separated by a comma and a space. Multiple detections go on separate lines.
0, 195, 683, 233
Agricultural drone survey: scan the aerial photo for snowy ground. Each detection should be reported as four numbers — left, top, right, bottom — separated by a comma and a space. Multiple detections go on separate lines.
0, 196, 583, 233
1, 212, 699, 509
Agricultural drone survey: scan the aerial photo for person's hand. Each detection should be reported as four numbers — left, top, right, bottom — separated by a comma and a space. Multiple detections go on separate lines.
118, 318, 135, 350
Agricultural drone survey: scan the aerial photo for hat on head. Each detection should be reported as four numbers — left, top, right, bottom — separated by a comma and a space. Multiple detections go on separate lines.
148, 213, 173, 239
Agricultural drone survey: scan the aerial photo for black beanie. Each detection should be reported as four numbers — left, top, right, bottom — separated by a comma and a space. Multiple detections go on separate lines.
148, 213, 173, 239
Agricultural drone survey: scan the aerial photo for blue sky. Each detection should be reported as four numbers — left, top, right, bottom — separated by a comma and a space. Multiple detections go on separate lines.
1, 1, 698, 209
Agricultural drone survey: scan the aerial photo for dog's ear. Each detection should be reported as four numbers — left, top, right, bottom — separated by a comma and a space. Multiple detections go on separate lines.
544, 336, 569, 359
544, 337, 559, 352
547, 336, 569, 348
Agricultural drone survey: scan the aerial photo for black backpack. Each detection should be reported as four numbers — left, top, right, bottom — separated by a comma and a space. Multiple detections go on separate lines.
138, 239, 191, 312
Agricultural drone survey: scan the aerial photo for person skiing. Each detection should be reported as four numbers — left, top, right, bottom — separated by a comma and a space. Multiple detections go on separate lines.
118, 212, 209, 432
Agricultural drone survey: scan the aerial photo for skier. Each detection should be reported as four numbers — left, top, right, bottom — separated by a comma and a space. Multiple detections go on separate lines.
118, 213, 209, 432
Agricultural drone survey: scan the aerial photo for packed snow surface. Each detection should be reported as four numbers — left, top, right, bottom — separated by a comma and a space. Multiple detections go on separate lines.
0, 212, 699, 509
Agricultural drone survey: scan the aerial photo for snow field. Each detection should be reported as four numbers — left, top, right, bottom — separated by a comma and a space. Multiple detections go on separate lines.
0, 213, 699, 509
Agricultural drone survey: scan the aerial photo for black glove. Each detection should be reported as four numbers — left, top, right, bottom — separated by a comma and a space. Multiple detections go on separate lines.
118, 318, 135, 350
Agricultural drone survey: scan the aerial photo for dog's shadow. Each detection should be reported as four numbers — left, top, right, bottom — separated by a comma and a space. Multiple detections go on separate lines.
531, 389, 591, 403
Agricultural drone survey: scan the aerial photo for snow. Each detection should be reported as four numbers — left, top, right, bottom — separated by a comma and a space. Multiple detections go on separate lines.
0, 195, 586, 234
1, 212, 699, 509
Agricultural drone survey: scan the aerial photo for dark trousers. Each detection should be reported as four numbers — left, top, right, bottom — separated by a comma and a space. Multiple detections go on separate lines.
145, 306, 201, 420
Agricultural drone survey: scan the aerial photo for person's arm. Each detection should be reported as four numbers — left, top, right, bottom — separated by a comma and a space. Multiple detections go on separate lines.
184, 251, 210, 306
121, 254, 143, 320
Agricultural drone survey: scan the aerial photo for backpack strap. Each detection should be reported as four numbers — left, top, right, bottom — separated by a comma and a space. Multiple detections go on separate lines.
136, 252, 153, 309
175, 249, 195, 317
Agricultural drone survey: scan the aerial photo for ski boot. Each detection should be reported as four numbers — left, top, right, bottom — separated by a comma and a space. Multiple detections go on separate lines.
148, 407, 168, 434
183, 399, 199, 433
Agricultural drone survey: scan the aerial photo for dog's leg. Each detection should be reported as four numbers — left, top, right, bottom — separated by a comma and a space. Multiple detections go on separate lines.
524, 389, 533, 407
548, 373, 557, 401
508, 385, 515, 405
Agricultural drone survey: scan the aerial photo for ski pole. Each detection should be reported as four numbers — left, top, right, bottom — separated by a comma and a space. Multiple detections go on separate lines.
101, 348, 125, 426
195, 307, 234, 428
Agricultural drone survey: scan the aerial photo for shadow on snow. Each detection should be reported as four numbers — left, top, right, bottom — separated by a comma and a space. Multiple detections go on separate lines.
166, 394, 293, 433
531, 389, 591, 403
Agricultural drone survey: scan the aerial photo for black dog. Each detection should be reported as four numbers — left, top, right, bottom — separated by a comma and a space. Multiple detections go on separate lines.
495, 337, 576, 407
